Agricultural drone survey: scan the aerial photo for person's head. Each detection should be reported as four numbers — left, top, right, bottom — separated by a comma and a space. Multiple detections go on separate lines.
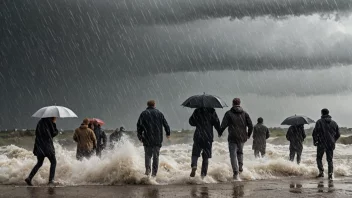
147, 100, 156, 108
232, 98, 241, 106
321, 108, 329, 116
82, 118, 90, 125
51, 117, 57, 123
257, 117, 263, 124
120, 126, 125, 131
93, 120, 99, 126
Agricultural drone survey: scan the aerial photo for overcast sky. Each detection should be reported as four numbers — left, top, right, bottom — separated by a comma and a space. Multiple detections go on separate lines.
1, 0, 352, 129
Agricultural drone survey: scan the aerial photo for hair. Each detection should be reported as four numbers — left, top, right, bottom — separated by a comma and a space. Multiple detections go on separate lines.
83, 118, 90, 125
232, 98, 241, 106
147, 100, 156, 107
321, 108, 329, 116
257, 117, 263, 123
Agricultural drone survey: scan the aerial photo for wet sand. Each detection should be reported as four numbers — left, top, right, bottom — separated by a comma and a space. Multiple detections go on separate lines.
1, 177, 352, 198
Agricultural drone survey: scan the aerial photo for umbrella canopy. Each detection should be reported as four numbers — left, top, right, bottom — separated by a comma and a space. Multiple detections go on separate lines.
181, 93, 228, 108
32, 106, 78, 118
281, 115, 315, 126
89, 118, 105, 125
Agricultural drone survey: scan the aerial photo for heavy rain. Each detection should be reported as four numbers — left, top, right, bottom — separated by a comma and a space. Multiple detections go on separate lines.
1, 0, 352, 197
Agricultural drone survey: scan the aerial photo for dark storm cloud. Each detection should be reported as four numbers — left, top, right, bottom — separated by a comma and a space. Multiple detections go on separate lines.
1, 0, 352, 129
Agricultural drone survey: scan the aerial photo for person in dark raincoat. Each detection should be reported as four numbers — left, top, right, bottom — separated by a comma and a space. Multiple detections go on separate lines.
110, 126, 125, 149
252, 117, 270, 158
189, 108, 221, 178
313, 108, 340, 180
93, 121, 107, 157
25, 117, 58, 186
137, 100, 171, 177
73, 118, 97, 160
286, 124, 306, 164
220, 98, 253, 180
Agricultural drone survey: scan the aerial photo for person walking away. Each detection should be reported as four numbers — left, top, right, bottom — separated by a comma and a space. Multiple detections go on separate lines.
220, 98, 253, 180
73, 118, 97, 160
25, 117, 58, 186
137, 100, 171, 177
286, 124, 306, 164
252, 117, 270, 158
189, 108, 221, 178
110, 126, 125, 149
93, 121, 107, 157
313, 108, 340, 180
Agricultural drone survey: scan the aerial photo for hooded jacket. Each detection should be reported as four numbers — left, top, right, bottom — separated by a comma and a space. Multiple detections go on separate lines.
74, 124, 97, 152
313, 115, 340, 150
220, 106, 253, 143
137, 107, 171, 147
33, 118, 59, 157
189, 108, 221, 143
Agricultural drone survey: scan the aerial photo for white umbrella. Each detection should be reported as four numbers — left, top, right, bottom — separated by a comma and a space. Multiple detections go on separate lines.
32, 106, 78, 118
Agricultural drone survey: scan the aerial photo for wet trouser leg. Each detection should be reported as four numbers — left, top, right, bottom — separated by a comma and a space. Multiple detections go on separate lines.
326, 149, 334, 174
28, 156, 45, 180
201, 153, 209, 176
47, 155, 57, 182
289, 144, 296, 162
229, 143, 239, 175
316, 145, 325, 172
151, 146, 160, 176
254, 150, 260, 158
191, 142, 201, 168
237, 143, 244, 172
296, 146, 303, 164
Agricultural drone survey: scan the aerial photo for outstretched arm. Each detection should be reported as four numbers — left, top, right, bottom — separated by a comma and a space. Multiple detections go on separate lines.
220, 112, 229, 137
213, 112, 221, 136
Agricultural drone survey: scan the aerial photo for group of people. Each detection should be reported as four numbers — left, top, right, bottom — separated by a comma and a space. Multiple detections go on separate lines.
24, 118, 125, 186
24, 98, 340, 186
136, 98, 340, 181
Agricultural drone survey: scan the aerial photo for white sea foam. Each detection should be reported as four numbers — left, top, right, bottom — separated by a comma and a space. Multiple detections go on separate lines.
0, 137, 351, 185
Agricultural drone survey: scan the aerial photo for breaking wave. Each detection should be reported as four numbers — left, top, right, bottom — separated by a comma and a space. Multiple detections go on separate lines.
0, 137, 351, 185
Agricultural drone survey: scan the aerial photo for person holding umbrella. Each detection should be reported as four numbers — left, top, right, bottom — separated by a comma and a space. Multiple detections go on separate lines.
189, 108, 221, 178
181, 93, 226, 178
281, 115, 314, 165
313, 108, 340, 180
25, 105, 77, 186
220, 98, 253, 180
286, 124, 306, 164
92, 119, 107, 158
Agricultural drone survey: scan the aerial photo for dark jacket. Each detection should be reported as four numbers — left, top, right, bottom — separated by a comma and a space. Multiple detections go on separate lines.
312, 115, 340, 150
286, 125, 306, 150
220, 106, 253, 143
110, 129, 123, 143
252, 123, 270, 150
137, 107, 171, 147
33, 118, 59, 157
94, 125, 107, 150
189, 108, 221, 143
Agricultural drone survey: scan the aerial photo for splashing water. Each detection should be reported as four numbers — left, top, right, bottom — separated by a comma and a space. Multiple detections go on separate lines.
0, 137, 351, 186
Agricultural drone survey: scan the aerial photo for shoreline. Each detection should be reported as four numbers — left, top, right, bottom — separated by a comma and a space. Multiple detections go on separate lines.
1, 177, 352, 198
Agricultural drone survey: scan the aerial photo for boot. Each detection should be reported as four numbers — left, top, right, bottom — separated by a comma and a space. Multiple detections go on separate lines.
190, 167, 197, 177
328, 173, 333, 180
233, 172, 239, 180
316, 171, 324, 178
25, 178, 33, 186
145, 168, 151, 176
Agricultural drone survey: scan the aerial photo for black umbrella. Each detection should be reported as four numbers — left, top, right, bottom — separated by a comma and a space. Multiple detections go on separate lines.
281, 115, 315, 126
181, 93, 228, 108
